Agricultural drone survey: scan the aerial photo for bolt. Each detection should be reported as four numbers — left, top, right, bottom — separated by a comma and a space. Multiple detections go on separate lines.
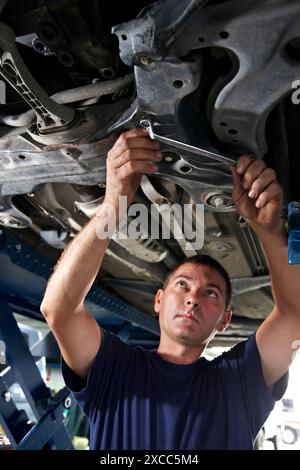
214, 197, 224, 208
206, 193, 233, 210
139, 56, 153, 65
162, 151, 180, 162
2, 391, 11, 402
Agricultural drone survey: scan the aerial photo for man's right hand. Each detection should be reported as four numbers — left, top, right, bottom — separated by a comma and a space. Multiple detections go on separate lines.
104, 127, 162, 208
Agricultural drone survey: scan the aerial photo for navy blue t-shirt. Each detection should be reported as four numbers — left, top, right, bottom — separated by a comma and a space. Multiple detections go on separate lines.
62, 328, 287, 450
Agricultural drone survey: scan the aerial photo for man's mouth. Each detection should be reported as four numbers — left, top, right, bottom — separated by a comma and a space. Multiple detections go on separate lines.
175, 312, 199, 323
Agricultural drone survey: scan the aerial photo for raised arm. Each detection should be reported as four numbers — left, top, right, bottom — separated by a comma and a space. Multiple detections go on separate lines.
232, 155, 300, 387
40, 128, 161, 378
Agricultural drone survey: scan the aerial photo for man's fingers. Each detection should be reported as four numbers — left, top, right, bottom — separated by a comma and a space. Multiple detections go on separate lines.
255, 182, 283, 208
118, 127, 149, 140
113, 148, 162, 169
119, 160, 159, 179
231, 165, 244, 196
236, 154, 255, 175
114, 129, 158, 154
248, 168, 277, 199
111, 137, 160, 160
240, 159, 266, 190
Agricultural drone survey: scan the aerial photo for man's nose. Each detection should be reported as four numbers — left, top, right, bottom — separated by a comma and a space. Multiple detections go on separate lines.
185, 297, 199, 308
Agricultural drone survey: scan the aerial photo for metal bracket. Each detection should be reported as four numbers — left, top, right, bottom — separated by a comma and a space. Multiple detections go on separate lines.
0, 22, 76, 133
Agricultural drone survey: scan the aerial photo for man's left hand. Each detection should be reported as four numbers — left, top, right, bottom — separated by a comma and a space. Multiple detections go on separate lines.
231, 155, 283, 230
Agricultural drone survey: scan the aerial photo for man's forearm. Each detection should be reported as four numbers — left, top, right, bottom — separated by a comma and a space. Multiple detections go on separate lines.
41, 202, 117, 317
251, 221, 300, 316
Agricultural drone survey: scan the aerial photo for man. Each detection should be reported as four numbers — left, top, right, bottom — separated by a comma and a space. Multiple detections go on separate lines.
41, 128, 300, 450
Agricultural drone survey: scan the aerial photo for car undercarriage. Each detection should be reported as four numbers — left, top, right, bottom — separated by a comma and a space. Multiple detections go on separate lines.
1, 0, 300, 346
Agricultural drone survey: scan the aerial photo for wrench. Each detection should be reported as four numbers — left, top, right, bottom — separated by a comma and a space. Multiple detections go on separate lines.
140, 119, 236, 166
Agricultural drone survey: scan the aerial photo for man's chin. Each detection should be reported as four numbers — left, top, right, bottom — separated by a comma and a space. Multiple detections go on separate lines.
173, 330, 203, 346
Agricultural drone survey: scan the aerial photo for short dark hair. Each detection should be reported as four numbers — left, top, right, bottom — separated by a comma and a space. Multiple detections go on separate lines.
163, 254, 232, 309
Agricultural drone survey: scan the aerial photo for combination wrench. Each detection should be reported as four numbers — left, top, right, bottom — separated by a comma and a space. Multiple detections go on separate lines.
140, 119, 237, 167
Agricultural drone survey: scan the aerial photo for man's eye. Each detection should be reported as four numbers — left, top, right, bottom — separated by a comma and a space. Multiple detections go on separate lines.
207, 289, 217, 298
176, 280, 187, 288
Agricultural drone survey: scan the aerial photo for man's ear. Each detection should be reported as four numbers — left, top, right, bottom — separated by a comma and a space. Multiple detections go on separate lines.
154, 289, 164, 315
217, 308, 232, 332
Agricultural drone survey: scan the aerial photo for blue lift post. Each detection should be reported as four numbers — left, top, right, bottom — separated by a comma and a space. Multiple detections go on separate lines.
0, 229, 159, 449
0, 292, 74, 449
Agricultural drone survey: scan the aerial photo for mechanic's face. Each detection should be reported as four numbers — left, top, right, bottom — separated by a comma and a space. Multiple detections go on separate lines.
154, 263, 232, 348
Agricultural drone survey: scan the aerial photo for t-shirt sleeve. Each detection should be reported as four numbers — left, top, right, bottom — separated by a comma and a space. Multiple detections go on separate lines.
61, 328, 132, 419
222, 332, 288, 438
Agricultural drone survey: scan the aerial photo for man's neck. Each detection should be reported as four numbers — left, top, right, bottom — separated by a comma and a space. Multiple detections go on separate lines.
156, 338, 206, 365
